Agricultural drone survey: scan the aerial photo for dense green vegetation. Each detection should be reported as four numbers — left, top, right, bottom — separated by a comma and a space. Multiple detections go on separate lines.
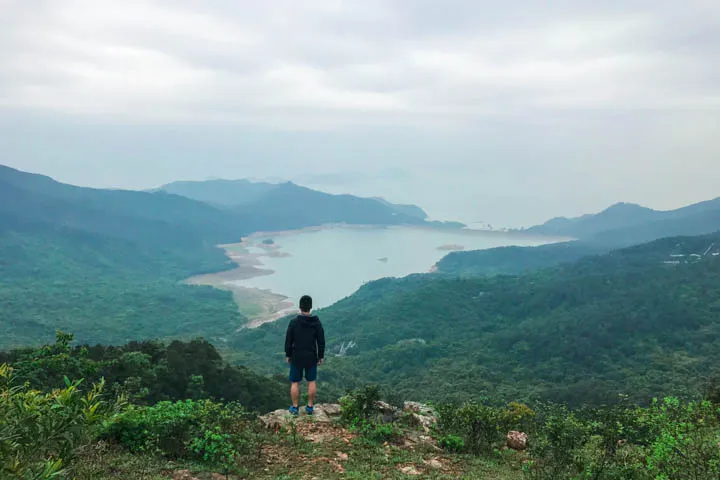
233, 232, 720, 406
5, 346, 718, 479
0, 221, 242, 348
341, 385, 720, 480
0, 165, 248, 348
436, 241, 606, 277
436, 395, 720, 479
0, 332, 286, 412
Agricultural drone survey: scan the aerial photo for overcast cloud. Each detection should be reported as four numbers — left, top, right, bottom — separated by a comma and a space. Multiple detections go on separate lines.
1, 0, 719, 226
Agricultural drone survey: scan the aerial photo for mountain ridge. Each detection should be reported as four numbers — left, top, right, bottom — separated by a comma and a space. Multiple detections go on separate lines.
157, 177, 430, 223
528, 198, 720, 240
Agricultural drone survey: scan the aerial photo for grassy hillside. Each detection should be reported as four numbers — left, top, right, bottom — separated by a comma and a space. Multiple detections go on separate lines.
232, 232, 720, 405
0, 165, 250, 348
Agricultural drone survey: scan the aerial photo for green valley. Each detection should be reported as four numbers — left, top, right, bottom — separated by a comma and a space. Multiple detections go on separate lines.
233, 232, 720, 405
0, 165, 443, 348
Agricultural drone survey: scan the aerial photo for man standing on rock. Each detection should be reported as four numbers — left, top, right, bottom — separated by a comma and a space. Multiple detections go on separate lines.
285, 295, 325, 416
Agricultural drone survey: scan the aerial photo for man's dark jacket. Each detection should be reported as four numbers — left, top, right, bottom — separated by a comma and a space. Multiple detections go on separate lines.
285, 314, 325, 368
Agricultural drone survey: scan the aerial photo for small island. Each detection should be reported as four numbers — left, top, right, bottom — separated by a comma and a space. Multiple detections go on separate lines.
261, 238, 275, 245
378, 257, 389, 263
437, 244, 465, 251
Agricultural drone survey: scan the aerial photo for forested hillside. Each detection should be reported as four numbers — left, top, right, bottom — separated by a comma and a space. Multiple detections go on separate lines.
0, 166, 245, 348
233, 232, 720, 405
435, 241, 605, 277
0, 332, 286, 413
0, 165, 444, 348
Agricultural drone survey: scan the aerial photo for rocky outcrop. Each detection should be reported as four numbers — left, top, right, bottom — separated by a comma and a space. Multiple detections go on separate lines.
506, 431, 528, 451
258, 400, 441, 451
259, 403, 342, 430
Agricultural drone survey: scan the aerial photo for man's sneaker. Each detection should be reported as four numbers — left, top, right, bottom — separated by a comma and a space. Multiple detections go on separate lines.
305, 405, 315, 416
289, 405, 299, 416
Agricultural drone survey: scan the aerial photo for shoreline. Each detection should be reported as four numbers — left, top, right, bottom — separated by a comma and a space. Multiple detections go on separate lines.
185, 239, 297, 329
243, 222, 572, 242
186, 223, 570, 328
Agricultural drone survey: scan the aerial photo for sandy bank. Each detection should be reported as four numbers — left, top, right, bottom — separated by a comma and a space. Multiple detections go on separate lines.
185, 240, 296, 328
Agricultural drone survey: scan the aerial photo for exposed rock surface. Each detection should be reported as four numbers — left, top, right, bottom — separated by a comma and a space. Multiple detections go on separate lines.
399, 465, 422, 475
171, 471, 198, 480
171, 471, 238, 480
506, 430, 529, 451
375, 400, 397, 423
259, 403, 342, 430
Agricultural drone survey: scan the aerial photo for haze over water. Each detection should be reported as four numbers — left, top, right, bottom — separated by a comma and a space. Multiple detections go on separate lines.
232, 226, 561, 309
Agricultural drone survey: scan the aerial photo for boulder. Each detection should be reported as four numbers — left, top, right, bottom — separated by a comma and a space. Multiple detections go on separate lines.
403, 401, 435, 416
312, 404, 343, 422
506, 431, 528, 451
423, 458, 443, 469
322, 403, 342, 416
405, 406, 437, 434
401, 430, 441, 451
374, 400, 397, 423
399, 465, 422, 475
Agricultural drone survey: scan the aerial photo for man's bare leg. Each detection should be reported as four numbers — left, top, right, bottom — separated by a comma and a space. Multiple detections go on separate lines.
290, 382, 300, 408
307, 381, 316, 407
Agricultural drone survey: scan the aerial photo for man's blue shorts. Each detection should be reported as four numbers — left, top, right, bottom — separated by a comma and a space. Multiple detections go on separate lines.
289, 363, 317, 383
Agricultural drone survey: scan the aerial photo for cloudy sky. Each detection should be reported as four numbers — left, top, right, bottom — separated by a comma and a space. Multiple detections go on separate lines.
1, 0, 719, 227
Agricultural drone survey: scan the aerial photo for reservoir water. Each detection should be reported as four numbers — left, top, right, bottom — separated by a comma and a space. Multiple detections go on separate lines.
231, 225, 560, 309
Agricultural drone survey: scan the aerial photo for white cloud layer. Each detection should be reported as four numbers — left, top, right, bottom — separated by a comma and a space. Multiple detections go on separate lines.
1, 0, 719, 225
3, 0, 719, 124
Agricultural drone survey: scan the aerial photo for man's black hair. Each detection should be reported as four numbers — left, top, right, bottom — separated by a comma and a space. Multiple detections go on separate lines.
300, 295, 313, 313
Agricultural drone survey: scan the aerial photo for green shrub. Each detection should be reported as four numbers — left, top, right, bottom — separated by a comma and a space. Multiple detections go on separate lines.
0, 363, 110, 479
435, 401, 507, 454
522, 403, 592, 479
502, 401, 536, 432
523, 398, 720, 480
438, 434, 465, 452
340, 385, 382, 425
348, 419, 399, 444
340, 386, 402, 444
644, 397, 720, 480
102, 398, 258, 473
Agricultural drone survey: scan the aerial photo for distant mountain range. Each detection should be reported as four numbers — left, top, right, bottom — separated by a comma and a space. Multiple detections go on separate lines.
436, 196, 720, 277
156, 179, 432, 229
528, 198, 720, 245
